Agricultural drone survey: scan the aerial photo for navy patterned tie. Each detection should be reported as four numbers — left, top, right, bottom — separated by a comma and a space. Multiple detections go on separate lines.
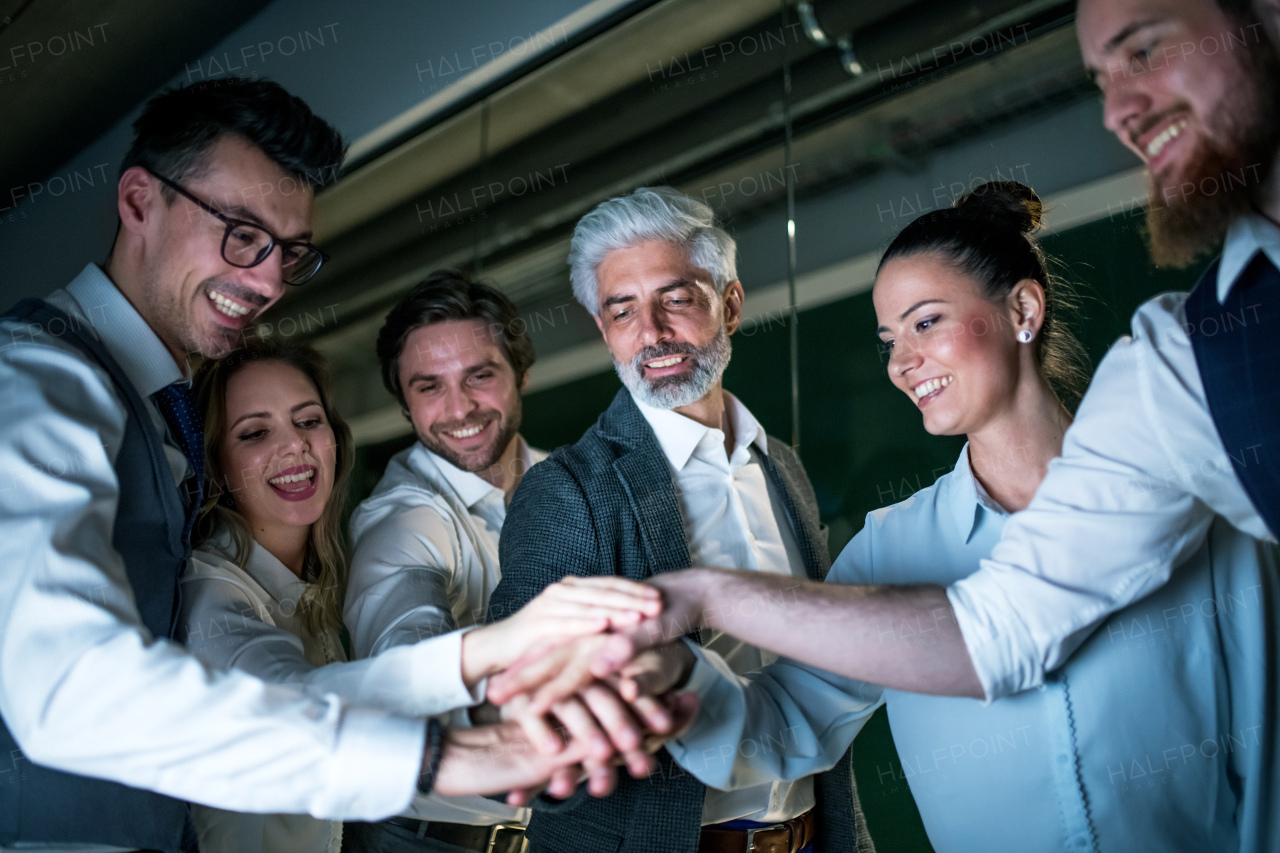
153, 381, 206, 547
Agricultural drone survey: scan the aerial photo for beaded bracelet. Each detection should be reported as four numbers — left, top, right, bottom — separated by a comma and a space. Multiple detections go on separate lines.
417, 718, 445, 794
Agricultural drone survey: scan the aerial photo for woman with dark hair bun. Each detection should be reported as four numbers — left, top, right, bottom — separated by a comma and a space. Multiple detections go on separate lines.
878, 180, 1089, 408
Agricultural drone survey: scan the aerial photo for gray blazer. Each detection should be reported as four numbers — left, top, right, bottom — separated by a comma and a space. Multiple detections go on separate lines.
491, 389, 874, 853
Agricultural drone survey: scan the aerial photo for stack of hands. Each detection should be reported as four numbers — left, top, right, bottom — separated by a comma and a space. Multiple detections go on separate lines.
434, 570, 716, 803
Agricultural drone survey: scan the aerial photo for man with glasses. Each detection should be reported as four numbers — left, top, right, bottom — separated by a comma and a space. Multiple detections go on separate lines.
0, 77, 614, 853
144, 168, 330, 289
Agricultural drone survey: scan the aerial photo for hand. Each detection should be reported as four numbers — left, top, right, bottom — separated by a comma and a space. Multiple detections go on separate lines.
593, 569, 716, 676
462, 576, 661, 686
613, 642, 696, 703
486, 571, 713, 713
433, 721, 604, 801
492, 634, 695, 770
501, 690, 700, 807
501, 687, 656, 795
486, 634, 618, 713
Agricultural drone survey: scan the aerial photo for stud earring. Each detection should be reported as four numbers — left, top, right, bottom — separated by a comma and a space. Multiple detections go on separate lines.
1017, 329, 1034, 343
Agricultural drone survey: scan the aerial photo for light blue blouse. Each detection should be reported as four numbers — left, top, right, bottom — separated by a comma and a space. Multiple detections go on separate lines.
671, 444, 1279, 852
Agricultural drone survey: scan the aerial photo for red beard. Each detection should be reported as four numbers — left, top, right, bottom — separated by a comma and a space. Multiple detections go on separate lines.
1144, 34, 1280, 268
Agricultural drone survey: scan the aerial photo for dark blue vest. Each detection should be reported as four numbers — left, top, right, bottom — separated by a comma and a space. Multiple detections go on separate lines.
0, 299, 193, 852
1184, 254, 1280, 539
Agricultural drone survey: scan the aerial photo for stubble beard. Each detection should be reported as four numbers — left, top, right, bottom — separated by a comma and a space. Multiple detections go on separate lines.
418, 400, 523, 475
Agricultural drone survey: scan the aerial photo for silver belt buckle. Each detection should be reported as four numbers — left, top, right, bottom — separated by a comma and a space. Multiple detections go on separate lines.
486, 823, 527, 853
744, 822, 790, 853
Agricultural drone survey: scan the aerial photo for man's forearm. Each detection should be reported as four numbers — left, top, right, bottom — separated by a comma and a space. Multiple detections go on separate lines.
659, 568, 984, 699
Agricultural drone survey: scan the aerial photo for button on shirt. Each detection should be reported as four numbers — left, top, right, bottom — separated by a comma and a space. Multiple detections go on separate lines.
949, 213, 1280, 705
673, 444, 1277, 852
345, 437, 544, 826
0, 265, 426, 851
633, 392, 814, 825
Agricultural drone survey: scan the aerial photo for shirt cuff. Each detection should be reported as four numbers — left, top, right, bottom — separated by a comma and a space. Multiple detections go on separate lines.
317, 704, 425, 820
679, 639, 726, 701
946, 578, 1034, 704
407, 627, 485, 712
666, 643, 740, 787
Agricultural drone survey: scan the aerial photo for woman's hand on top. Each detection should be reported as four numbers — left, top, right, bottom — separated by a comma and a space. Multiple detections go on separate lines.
461, 576, 662, 687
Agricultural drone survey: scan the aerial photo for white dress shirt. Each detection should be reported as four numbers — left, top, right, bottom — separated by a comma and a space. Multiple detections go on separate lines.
948, 213, 1280, 702
345, 438, 544, 826
0, 265, 425, 853
633, 391, 814, 825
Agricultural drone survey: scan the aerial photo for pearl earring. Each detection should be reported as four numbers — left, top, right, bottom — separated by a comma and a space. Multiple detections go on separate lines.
1017, 330, 1034, 343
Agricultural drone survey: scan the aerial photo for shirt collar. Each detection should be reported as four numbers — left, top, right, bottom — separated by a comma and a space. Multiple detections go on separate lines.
946, 443, 1009, 544
1216, 212, 1280, 303
243, 537, 310, 608
414, 434, 535, 509
64, 263, 186, 396
204, 527, 307, 609
632, 390, 768, 471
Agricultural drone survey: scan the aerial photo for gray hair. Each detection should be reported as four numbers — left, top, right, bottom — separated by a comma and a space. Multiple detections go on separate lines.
568, 186, 738, 316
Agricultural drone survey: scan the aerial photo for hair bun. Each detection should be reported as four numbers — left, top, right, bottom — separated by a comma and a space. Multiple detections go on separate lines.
954, 181, 1042, 234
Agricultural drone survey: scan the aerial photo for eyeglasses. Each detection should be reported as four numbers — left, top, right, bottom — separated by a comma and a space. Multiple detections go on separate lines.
144, 167, 329, 286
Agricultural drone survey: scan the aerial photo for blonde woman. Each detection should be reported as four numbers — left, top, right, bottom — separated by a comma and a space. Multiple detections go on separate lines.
179, 337, 662, 853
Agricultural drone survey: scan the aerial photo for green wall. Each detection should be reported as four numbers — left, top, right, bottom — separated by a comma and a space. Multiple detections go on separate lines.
353, 211, 1209, 853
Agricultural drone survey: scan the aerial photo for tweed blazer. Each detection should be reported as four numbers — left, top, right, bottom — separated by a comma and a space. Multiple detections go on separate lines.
491, 389, 874, 853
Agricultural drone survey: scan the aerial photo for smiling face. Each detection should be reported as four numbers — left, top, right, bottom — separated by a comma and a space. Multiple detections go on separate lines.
123, 134, 316, 359
399, 318, 524, 473
219, 359, 336, 537
593, 239, 742, 410
1078, 0, 1280, 264
875, 253, 1031, 436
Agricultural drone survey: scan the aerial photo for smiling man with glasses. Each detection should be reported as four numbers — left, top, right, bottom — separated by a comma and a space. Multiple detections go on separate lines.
0, 77, 611, 853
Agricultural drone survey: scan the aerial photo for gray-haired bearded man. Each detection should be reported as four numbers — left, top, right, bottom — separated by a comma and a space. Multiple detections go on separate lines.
488, 187, 876, 853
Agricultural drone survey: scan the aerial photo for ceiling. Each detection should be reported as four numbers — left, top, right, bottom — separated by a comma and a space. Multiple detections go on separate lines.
259, 0, 1089, 432
0, 0, 272, 199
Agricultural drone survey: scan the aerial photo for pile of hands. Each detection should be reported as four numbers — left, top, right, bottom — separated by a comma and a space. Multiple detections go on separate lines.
436, 570, 714, 804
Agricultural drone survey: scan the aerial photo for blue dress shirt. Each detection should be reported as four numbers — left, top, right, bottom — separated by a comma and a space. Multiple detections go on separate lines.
673, 444, 1277, 852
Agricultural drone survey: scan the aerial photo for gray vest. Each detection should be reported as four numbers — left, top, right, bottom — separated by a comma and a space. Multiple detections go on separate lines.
0, 299, 193, 852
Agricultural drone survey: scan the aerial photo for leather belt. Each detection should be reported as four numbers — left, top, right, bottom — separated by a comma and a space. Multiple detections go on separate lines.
381, 816, 527, 853
698, 809, 815, 853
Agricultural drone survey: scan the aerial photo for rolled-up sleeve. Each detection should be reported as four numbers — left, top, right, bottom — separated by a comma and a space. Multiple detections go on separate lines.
0, 338, 423, 818
950, 298, 1226, 701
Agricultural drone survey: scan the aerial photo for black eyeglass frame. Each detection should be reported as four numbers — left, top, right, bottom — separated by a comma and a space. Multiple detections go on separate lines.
143, 166, 330, 286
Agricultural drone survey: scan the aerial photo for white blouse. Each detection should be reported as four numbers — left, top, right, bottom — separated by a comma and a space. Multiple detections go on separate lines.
179, 530, 485, 853
181, 532, 346, 853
